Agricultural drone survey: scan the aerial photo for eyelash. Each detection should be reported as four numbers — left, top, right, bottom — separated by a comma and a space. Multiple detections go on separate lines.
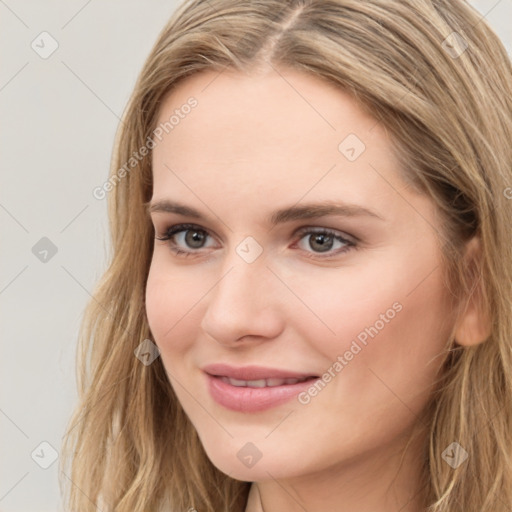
154, 222, 358, 260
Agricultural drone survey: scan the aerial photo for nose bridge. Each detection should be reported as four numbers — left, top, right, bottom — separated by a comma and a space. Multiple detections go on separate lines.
212, 246, 270, 311
200, 243, 284, 343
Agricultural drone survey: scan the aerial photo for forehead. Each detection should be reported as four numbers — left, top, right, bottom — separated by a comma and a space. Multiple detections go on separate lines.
150, 67, 407, 222
154, 67, 383, 153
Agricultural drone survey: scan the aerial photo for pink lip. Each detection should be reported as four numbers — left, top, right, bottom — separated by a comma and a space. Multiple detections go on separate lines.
202, 363, 317, 381
202, 364, 319, 413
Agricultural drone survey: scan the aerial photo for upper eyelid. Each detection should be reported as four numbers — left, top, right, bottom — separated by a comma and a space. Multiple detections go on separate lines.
294, 225, 356, 242
155, 223, 356, 245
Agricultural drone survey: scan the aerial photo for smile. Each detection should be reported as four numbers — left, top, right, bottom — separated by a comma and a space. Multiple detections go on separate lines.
205, 373, 319, 413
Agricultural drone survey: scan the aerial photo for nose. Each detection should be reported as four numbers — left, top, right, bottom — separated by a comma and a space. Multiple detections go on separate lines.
200, 251, 285, 346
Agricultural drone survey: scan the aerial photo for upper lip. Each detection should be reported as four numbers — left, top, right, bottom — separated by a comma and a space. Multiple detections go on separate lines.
202, 363, 318, 380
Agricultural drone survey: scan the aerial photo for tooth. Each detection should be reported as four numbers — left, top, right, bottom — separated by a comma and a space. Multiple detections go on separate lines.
221, 376, 312, 388
229, 378, 249, 387
266, 378, 286, 387
246, 379, 267, 388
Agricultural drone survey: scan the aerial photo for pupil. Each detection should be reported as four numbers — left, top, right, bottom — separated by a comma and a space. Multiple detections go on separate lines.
311, 233, 332, 252
187, 230, 205, 248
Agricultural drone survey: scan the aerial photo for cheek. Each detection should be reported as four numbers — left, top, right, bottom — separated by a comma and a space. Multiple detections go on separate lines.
145, 259, 201, 354
362, 266, 453, 395
271, 259, 453, 468
288, 247, 453, 410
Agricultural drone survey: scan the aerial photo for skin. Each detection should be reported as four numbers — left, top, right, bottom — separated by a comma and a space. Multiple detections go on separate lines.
145, 66, 471, 512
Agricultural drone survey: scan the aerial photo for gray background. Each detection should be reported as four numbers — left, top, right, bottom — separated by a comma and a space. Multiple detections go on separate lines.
1, 1, 510, 511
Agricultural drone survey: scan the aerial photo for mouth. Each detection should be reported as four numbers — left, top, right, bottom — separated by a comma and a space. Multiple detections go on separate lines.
202, 362, 319, 381
202, 364, 321, 412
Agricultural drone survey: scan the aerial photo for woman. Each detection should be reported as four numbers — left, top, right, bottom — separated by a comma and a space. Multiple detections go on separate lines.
61, 1, 512, 511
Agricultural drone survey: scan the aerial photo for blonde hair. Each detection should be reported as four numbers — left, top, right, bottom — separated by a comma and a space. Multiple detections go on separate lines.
60, 1, 512, 510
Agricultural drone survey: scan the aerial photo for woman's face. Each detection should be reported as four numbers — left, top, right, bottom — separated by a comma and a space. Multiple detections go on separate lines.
145, 67, 455, 481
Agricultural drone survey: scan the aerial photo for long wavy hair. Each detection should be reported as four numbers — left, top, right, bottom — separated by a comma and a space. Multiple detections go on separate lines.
60, 1, 512, 510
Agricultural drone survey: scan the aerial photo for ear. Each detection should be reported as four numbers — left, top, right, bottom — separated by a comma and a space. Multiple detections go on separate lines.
453, 236, 492, 347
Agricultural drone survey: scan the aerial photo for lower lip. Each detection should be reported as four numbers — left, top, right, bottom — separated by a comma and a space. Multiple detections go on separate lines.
205, 373, 319, 412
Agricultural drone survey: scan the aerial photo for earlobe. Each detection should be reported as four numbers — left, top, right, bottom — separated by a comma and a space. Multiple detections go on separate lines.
453, 236, 492, 347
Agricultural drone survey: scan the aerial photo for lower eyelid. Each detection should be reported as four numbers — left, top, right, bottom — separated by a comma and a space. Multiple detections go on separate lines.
157, 226, 356, 259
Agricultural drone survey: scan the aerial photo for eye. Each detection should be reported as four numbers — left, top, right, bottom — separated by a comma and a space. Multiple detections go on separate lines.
155, 223, 214, 257
154, 223, 357, 259
293, 227, 356, 259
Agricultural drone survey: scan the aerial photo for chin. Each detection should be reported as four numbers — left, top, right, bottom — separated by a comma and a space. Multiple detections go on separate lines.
198, 437, 304, 482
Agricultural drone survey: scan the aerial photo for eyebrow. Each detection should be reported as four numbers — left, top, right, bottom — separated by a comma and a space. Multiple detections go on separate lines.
147, 199, 385, 225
